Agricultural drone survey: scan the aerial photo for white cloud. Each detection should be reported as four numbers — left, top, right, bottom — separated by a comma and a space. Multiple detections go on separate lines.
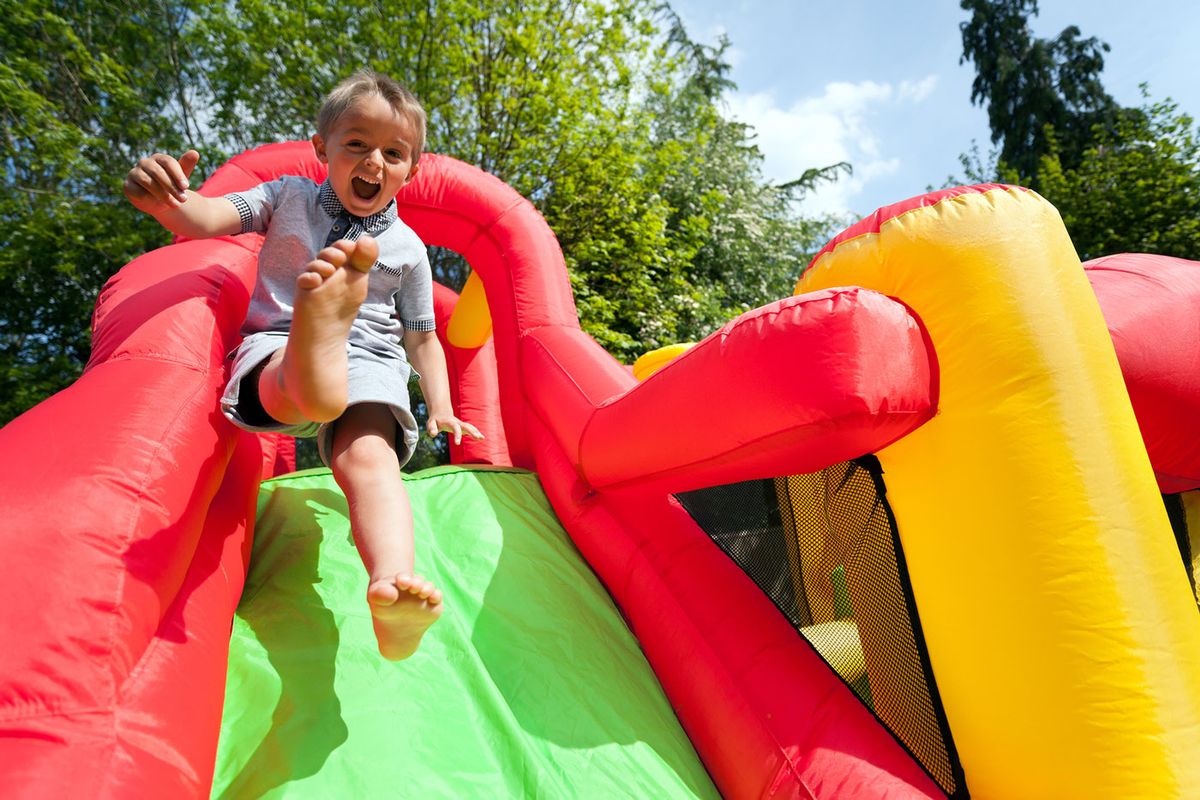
724, 74, 938, 216
899, 75, 938, 103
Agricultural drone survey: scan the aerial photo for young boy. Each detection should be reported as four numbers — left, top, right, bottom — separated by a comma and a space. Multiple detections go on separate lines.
124, 70, 481, 660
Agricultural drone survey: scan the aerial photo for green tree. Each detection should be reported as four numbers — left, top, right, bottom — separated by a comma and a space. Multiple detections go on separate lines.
185, 0, 840, 361
619, 13, 846, 352
0, 0, 192, 423
2, 0, 843, 442
1038, 95, 1200, 261
959, 0, 1118, 185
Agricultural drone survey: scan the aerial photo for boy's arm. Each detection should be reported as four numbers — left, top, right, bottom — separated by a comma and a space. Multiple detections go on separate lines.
403, 329, 483, 444
124, 149, 242, 238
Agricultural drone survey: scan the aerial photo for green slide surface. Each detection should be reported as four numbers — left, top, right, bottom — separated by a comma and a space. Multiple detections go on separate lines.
211, 465, 718, 799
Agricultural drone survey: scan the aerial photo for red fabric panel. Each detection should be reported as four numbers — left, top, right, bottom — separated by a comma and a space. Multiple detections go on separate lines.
431, 281, 510, 465
520, 290, 942, 798
1, 142, 950, 798
1086, 253, 1200, 492
521, 325, 636, 467
520, 289, 934, 494
0, 238, 258, 796
102, 432, 261, 797
529, 402, 944, 799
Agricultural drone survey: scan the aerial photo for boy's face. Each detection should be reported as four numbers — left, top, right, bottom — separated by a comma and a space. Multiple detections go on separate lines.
312, 94, 421, 218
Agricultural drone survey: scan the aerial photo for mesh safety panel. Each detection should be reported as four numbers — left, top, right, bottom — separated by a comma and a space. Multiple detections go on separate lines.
676, 457, 966, 798
1165, 492, 1200, 604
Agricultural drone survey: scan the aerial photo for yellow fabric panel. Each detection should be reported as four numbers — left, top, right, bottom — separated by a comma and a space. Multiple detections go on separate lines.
796, 188, 1200, 799
632, 343, 694, 382
774, 474, 838, 624
773, 476, 814, 621
798, 619, 866, 683
446, 270, 493, 348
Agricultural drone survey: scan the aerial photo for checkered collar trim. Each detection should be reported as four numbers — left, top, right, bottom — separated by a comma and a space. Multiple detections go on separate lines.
318, 179, 397, 233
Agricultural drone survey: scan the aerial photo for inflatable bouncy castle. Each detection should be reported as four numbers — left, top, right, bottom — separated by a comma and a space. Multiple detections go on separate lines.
1, 142, 1198, 799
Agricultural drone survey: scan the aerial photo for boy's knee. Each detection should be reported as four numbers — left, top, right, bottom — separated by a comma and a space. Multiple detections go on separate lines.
331, 427, 398, 477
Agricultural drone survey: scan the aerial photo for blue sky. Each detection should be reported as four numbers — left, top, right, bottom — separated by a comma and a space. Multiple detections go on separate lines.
669, 0, 1200, 218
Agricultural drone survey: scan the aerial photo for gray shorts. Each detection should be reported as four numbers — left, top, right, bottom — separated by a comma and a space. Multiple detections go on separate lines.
221, 331, 420, 467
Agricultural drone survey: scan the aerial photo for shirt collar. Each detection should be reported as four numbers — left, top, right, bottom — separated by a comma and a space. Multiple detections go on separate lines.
318, 179, 397, 233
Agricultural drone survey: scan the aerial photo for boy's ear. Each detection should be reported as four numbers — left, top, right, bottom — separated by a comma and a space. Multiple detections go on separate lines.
311, 134, 328, 163
404, 162, 420, 184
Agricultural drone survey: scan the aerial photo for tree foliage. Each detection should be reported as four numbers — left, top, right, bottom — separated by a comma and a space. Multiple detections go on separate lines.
957, 1, 1200, 264
0, 0, 191, 423
1038, 95, 1200, 262
1, 0, 842, 431
959, 0, 1117, 185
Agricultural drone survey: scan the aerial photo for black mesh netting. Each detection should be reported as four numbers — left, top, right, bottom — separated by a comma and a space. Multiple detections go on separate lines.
1164, 492, 1199, 602
676, 457, 967, 798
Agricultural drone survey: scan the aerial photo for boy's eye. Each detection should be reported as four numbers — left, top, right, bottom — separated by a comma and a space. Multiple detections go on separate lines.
386, 150, 405, 160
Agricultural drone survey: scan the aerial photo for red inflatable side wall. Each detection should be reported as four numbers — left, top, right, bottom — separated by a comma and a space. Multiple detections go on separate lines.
17, 143, 1197, 798
0, 234, 271, 796
1085, 253, 1200, 493
0, 141, 947, 799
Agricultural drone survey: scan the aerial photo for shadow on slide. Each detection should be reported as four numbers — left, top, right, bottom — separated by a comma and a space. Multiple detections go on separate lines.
211, 465, 718, 799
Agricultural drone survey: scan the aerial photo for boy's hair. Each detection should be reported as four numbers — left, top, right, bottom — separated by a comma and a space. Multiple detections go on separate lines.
317, 69, 427, 164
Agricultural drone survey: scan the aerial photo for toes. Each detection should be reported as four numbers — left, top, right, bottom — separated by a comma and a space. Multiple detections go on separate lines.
317, 244, 350, 267
296, 272, 322, 290
296, 257, 338, 290
347, 235, 378, 273
410, 574, 433, 597
367, 579, 400, 606
394, 574, 440, 602
311, 258, 338, 277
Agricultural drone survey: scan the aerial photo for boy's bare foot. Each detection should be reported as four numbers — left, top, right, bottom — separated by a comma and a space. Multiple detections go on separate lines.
367, 573, 444, 661
280, 236, 378, 422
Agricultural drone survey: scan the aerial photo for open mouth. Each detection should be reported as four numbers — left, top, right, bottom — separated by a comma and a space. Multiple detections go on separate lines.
351, 176, 382, 201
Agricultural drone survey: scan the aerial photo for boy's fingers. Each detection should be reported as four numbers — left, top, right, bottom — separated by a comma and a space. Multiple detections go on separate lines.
129, 165, 174, 206
155, 153, 189, 199
178, 149, 200, 181
139, 158, 178, 201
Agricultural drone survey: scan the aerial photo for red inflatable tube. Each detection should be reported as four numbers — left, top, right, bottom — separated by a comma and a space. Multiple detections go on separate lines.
0, 236, 269, 796
431, 281, 509, 465
1085, 253, 1200, 493
519, 294, 940, 797
0, 141, 985, 798
574, 287, 934, 493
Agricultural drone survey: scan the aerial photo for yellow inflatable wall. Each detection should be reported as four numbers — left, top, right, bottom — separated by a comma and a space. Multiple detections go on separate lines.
795, 187, 1200, 799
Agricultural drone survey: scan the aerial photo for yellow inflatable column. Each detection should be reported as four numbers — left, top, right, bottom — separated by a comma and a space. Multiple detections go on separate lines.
446, 270, 493, 349
796, 187, 1200, 799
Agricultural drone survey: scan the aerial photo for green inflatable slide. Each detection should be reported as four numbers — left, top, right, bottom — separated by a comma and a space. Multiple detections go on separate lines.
211, 466, 719, 798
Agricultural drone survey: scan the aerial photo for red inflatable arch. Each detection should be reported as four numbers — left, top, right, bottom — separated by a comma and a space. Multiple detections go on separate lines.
2, 141, 1198, 798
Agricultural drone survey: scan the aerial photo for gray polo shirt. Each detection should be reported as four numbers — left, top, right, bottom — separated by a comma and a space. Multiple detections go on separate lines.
225, 176, 435, 359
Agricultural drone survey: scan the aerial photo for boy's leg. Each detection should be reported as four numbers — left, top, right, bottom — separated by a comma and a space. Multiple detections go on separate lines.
258, 236, 379, 425
330, 402, 443, 661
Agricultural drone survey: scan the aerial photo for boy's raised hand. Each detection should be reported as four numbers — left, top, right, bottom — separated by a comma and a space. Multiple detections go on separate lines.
426, 413, 484, 446
124, 150, 201, 215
